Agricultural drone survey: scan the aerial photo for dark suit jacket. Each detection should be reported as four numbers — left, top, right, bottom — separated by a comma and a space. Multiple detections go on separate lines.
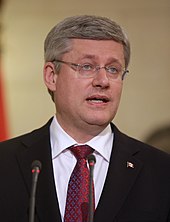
0, 118, 170, 222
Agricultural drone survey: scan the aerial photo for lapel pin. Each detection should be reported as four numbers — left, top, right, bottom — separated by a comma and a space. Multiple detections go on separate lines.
127, 161, 134, 169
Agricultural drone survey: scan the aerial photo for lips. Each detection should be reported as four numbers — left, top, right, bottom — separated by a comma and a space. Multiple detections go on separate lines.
86, 95, 110, 103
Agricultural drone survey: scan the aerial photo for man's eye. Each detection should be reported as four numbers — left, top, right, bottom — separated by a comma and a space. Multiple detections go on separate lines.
82, 64, 94, 71
107, 66, 119, 74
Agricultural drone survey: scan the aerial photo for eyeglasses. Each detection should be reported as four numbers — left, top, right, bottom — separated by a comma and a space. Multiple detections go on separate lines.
53, 59, 129, 81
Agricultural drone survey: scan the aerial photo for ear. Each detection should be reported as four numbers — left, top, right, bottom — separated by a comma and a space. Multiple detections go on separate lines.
43, 62, 57, 91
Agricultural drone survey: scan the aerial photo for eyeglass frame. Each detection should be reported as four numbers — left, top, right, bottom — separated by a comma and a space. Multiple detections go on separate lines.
52, 59, 129, 80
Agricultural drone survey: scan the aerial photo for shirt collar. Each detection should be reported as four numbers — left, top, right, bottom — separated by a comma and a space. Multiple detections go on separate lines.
86, 126, 113, 162
50, 116, 113, 162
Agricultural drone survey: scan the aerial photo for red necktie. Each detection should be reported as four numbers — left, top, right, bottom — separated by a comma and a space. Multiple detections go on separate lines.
64, 145, 95, 222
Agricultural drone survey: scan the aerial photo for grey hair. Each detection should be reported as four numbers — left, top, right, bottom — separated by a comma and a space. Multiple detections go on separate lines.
44, 15, 130, 67
44, 15, 131, 100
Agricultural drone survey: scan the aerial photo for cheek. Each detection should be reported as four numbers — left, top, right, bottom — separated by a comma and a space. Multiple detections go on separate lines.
55, 77, 82, 106
112, 82, 123, 99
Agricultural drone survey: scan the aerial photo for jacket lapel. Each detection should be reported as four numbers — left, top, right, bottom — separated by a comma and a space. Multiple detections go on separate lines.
15, 120, 62, 222
94, 124, 143, 222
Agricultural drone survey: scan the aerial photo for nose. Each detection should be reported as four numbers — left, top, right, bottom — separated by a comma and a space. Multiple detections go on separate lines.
92, 67, 109, 88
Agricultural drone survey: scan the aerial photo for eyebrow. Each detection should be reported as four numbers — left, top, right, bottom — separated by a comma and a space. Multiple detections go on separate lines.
79, 54, 119, 61
78, 54, 97, 60
78, 54, 123, 67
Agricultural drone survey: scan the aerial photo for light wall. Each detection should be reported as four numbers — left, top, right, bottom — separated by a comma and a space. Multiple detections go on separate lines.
2, 0, 170, 141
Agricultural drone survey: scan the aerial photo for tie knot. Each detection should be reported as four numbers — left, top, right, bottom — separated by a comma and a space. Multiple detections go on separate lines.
69, 145, 94, 160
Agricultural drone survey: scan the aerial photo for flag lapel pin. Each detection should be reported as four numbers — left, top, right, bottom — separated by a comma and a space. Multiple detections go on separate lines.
127, 161, 135, 169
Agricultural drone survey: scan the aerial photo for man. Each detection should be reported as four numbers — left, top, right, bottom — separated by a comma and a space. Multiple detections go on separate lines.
0, 15, 170, 222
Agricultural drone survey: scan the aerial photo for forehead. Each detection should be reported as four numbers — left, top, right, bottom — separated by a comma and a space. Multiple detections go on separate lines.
64, 39, 125, 64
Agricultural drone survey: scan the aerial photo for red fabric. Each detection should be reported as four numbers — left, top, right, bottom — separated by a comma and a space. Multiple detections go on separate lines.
64, 145, 95, 222
0, 66, 8, 141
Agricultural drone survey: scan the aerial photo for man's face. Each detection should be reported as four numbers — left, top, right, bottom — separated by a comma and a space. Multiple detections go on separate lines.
44, 39, 125, 137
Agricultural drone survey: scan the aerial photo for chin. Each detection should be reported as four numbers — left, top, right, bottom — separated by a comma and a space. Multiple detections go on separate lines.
86, 117, 112, 127
82, 111, 116, 127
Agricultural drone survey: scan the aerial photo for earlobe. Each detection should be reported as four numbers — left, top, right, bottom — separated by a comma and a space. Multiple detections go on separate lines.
43, 62, 57, 91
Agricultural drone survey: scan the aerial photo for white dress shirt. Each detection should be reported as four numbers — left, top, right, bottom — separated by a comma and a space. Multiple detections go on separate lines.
50, 116, 114, 221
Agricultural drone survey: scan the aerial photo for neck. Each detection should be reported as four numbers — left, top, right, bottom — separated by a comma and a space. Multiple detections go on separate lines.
56, 116, 108, 143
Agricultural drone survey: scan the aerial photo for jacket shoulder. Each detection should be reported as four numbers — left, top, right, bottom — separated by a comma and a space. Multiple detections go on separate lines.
111, 123, 170, 166
0, 118, 53, 153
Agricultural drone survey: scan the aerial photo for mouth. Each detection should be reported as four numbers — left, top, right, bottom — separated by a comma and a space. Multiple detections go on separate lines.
86, 95, 110, 103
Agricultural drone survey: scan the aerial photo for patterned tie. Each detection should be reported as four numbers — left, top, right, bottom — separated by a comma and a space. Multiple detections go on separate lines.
64, 145, 95, 222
